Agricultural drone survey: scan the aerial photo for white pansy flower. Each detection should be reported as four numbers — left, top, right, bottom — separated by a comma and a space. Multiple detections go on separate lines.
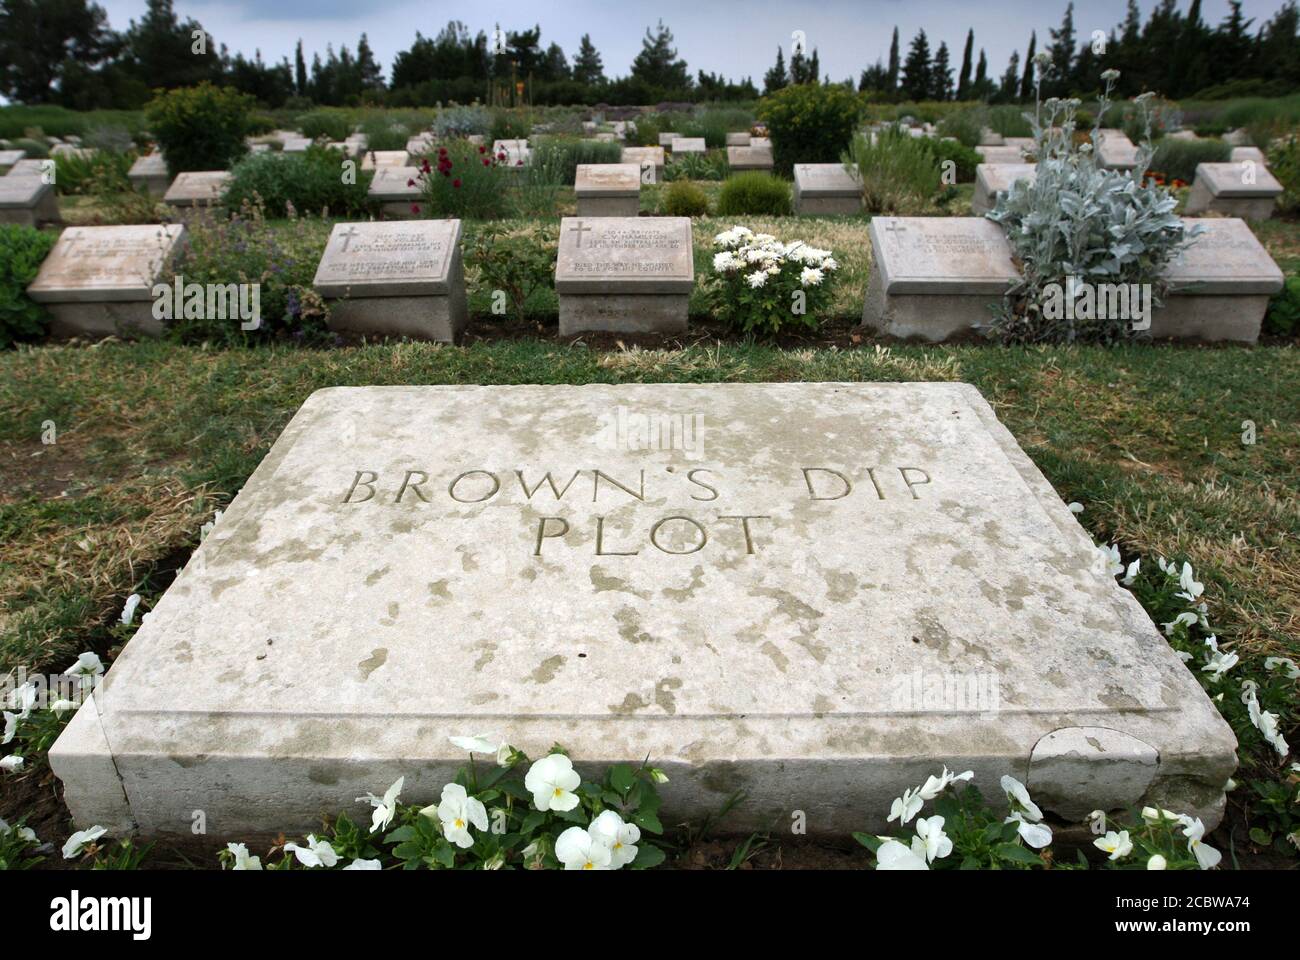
1163, 612, 1198, 636
887, 787, 924, 825
1201, 649, 1238, 681
226, 842, 263, 870
1094, 830, 1133, 860
496, 742, 516, 767
8, 682, 37, 718
0, 755, 23, 773
918, 767, 974, 800
589, 810, 641, 868
119, 594, 141, 626
1181, 818, 1221, 870
448, 733, 500, 755
1097, 543, 1123, 578
875, 838, 929, 870
914, 815, 953, 862
1264, 657, 1299, 680
357, 776, 403, 833
51, 699, 77, 715
1068, 502, 1084, 514
343, 858, 382, 870
555, 825, 611, 870
62, 825, 107, 859
2, 711, 16, 745
1000, 775, 1044, 822
524, 753, 581, 812
1177, 563, 1204, 603
1122, 559, 1140, 585
429, 782, 489, 849
1006, 811, 1053, 849
1147, 854, 1167, 870
66, 651, 104, 678
284, 834, 339, 868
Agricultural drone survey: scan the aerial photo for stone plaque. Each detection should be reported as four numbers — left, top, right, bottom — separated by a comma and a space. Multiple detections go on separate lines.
555, 216, 694, 295
870, 217, 1020, 294
27, 225, 186, 303
313, 220, 460, 297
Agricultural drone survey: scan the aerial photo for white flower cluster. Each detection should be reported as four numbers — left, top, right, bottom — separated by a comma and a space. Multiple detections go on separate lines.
712, 225, 838, 291
876, 767, 974, 869
2, 649, 105, 775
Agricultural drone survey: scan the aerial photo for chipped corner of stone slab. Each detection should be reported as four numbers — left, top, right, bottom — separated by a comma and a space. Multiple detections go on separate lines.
49, 694, 137, 835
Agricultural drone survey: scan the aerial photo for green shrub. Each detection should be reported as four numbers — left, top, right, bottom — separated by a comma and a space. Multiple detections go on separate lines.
145, 83, 254, 175
297, 110, 353, 142
844, 127, 949, 214
12, 137, 47, 159
717, 172, 791, 215
706, 225, 840, 337
163, 201, 332, 346
665, 150, 728, 181
986, 104, 1033, 138
417, 141, 513, 219
491, 109, 532, 143
936, 107, 988, 148
224, 146, 374, 218
1268, 134, 1300, 214
661, 180, 710, 216
1148, 137, 1232, 184
628, 116, 661, 147
924, 137, 981, 183
758, 84, 862, 175
464, 223, 558, 320
696, 107, 753, 149
83, 124, 135, 153
528, 136, 623, 186
358, 116, 410, 152
1264, 275, 1300, 337
52, 149, 134, 196
0, 225, 56, 348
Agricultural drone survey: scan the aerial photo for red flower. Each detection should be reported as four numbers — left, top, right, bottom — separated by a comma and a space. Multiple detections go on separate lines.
410, 204, 420, 213
453, 178, 462, 188
516, 159, 523, 166
482, 158, 490, 166
478, 145, 487, 154
406, 178, 416, 187
438, 146, 447, 155
497, 152, 506, 161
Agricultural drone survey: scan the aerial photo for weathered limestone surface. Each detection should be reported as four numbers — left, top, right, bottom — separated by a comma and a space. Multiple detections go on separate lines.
49, 382, 1237, 838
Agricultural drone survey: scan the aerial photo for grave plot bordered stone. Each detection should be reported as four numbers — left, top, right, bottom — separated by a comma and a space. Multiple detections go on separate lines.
862, 217, 1020, 340
574, 163, 642, 217
1152, 217, 1284, 342
621, 146, 665, 185
5, 158, 52, 179
657, 131, 678, 147
555, 216, 694, 335
26, 224, 186, 337
281, 137, 312, 153
792, 163, 863, 215
48, 381, 1237, 838
0, 149, 26, 169
671, 137, 706, 155
312, 219, 468, 343
971, 163, 1037, 215
0, 175, 61, 227
726, 144, 774, 173
1095, 129, 1139, 170
1229, 146, 1265, 165
725, 131, 752, 147
128, 153, 170, 197
361, 151, 410, 171
975, 145, 1026, 165
163, 171, 232, 222
367, 165, 424, 219
1184, 162, 1284, 221
492, 139, 530, 168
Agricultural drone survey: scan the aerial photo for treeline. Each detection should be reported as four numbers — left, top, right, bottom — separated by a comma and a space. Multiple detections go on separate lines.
851, 0, 1300, 103
0, 2, 754, 109
1, 0, 1298, 111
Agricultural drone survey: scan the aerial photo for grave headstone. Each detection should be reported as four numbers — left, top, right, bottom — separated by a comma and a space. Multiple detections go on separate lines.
978, 127, 1006, 146
49, 381, 1237, 838
792, 163, 863, 215
4, 158, 53, 179
1184, 161, 1283, 220
367, 165, 424, 220
26, 224, 186, 337
1154, 217, 1284, 342
1095, 129, 1139, 170
657, 131, 679, 147
128, 153, 170, 197
725, 131, 751, 147
1229, 146, 1265, 165
862, 217, 1020, 340
163, 171, 232, 222
282, 137, 313, 153
555, 216, 693, 335
361, 151, 411, 171
726, 144, 774, 173
492, 139, 531, 168
312, 219, 468, 342
971, 163, 1037, 215
0, 175, 60, 227
574, 163, 642, 218
621, 146, 665, 185
975, 145, 1026, 165
671, 137, 707, 156
0, 148, 26, 170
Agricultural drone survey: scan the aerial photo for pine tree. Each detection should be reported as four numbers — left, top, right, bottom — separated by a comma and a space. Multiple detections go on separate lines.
294, 39, 307, 96
630, 19, 690, 91
1018, 31, 1036, 100
356, 33, 382, 91
1000, 51, 1021, 101
763, 46, 787, 94
809, 48, 820, 84
956, 29, 974, 100
572, 33, 604, 85
931, 41, 953, 100
1047, 2, 1076, 93
973, 48, 991, 100
900, 28, 932, 101
887, 27, 900, 92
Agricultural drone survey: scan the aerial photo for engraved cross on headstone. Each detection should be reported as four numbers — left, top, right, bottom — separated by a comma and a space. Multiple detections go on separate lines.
60, 230, 83, 255
338, 226, 362, 252
568, 221, 593, 249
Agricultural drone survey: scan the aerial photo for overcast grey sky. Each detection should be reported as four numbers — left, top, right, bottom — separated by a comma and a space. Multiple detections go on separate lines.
94, 0, 1294, 86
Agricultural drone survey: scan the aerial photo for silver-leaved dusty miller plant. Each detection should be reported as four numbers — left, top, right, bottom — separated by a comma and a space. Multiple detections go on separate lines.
985, 58, 1200, 344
